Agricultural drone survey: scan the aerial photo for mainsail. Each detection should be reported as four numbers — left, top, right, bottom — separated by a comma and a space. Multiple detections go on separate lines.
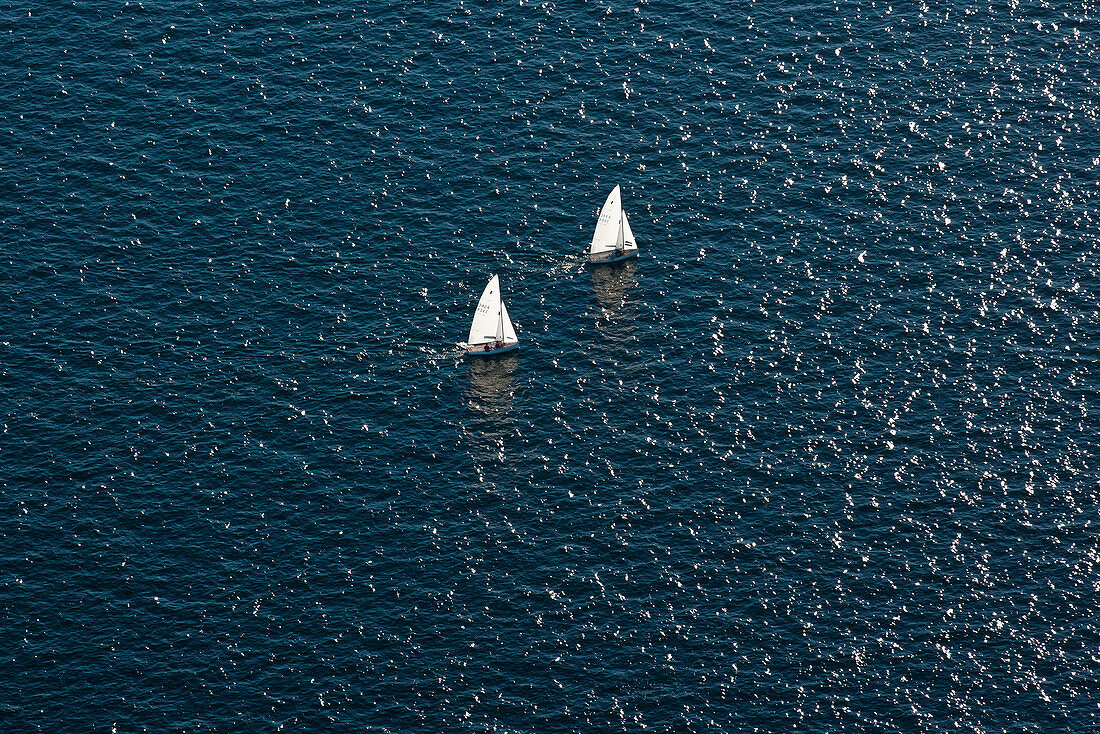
468, 275, 503, 345
589, 185, 624, 256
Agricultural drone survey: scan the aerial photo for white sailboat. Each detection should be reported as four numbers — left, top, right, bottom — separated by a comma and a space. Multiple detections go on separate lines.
588, 184, 638, 264
465, 274, 519, 357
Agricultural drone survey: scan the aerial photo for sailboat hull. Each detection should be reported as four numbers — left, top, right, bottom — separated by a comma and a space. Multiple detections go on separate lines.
589, 249, 639, 264
466, 342, 520, 358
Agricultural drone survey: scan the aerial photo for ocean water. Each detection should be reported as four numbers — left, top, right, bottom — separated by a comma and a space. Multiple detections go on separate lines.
3, 0, 1100, 731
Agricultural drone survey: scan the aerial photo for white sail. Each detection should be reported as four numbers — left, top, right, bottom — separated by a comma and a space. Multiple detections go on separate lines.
621, 210, 637, 251
500, 300, 517, 343
589, 185, 623, 255
467, 274, 519, 348
467, 275, 503, 345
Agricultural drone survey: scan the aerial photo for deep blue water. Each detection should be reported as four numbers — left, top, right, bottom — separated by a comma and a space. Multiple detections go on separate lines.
3, 0, 1100, 731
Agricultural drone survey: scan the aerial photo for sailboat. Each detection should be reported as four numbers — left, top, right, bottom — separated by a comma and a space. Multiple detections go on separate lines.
588, 184, 638, 264
465, 274, 519, 357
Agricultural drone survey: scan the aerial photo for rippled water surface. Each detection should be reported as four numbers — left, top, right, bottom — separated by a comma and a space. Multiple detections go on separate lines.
4, 0, 1100, 731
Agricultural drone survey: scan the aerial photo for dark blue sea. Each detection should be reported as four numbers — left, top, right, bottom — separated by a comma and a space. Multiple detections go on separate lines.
3, 0, 1100, 731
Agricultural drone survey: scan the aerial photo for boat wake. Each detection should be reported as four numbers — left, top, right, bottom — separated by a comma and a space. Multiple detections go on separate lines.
543, 253, 586, 278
